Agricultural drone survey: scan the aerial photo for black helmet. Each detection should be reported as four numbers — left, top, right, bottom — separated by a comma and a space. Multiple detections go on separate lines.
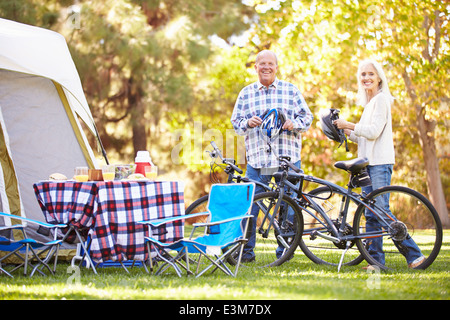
319, 108, 349, 151
260, 108, 286, 140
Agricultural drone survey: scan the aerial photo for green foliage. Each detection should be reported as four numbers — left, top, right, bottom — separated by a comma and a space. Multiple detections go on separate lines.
243, 0, 449, 196
0, 0, 448, 206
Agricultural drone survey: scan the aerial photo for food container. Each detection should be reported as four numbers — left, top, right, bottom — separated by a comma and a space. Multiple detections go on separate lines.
115, 164, 136, 180
135, 151, 153, 175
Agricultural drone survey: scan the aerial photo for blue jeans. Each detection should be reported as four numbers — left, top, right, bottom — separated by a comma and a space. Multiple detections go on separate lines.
362, 164, 422, 265
243, 161, 301, 260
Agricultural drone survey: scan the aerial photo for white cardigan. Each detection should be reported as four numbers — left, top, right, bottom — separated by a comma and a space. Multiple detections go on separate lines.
348, 92, 395, 165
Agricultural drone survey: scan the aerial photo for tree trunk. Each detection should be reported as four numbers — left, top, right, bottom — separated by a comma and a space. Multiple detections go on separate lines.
128, 77, 147, 155
417, 109, 449, 227
402, 72, 450, 228
131, 100, 147, 154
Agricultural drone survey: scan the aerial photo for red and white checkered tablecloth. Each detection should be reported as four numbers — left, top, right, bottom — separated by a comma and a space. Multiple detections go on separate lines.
33, 180, 185, 263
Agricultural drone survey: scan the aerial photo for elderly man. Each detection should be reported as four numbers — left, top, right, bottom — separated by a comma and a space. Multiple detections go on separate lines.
231, 50, 313, 262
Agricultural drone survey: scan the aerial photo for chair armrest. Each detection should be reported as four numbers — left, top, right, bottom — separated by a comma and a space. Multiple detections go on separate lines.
0, 212, 66, 229
0, 224, 25, 231
192, 215, 251, 228
137, 211, 210, 228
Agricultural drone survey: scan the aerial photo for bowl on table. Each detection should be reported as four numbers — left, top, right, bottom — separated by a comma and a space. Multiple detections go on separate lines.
114, 164, 136, 180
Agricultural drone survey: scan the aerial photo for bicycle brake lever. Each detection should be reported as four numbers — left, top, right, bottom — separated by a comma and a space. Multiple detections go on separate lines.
206, 150, 218, 159
279, 156, 301, 173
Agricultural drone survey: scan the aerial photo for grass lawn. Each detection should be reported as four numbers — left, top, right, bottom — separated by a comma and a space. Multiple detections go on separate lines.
1, 231, 448, 301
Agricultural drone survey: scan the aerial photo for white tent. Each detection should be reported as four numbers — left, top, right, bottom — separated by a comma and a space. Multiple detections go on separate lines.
0, 18, 106, 243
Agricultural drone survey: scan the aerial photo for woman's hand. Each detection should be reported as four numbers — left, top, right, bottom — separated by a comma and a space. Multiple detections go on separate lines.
333, 119, 355, 131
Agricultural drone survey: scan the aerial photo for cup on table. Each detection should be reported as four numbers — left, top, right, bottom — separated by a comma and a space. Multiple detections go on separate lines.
74, 167, 88, 182
144, 166, 158, 181
102, 165, 115, 181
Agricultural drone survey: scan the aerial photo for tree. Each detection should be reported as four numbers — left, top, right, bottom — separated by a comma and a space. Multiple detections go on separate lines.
360, 0, 450, 227
54, 0, 254, 162
2, 0, 448, 221
238, 0, 449, 226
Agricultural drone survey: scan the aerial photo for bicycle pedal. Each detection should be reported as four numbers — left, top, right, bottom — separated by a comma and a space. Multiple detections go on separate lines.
310, 231, 317, 240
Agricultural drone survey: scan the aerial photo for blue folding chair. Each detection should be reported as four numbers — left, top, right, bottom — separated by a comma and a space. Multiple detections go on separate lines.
138, 212, 210, 277
139, 183, 255, 277
0, 212, 66, 277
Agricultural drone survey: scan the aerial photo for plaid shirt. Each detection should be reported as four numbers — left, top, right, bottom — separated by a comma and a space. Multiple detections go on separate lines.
231, 78, 313, 168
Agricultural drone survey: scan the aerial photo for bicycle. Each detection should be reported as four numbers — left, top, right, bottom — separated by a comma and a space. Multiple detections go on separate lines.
187, 141, 443, 271
186, 141, 304, 267
279, 156, 443, 271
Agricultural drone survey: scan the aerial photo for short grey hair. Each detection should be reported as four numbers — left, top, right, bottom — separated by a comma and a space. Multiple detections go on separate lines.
255, 50, 278, 66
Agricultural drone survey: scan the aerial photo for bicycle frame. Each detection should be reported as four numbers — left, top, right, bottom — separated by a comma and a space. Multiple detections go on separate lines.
208, 140, 395, 244
278, 168, 396, 244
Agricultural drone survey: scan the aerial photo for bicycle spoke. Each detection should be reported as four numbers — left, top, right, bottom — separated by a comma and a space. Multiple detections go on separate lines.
249, 192, 303, 267
298, 187, 364, 267
354, 186, 442, 271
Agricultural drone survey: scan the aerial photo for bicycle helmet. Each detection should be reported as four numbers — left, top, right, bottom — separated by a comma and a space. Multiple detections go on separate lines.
259, 108, 286, 140
319, 108, 349, 151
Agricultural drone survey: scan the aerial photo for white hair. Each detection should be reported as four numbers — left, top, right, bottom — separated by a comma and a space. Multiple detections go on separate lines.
255, 50, 278, 65
356, 59, 394, 106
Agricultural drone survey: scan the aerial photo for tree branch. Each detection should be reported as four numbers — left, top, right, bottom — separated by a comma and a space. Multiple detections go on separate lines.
432, 9, 441, 60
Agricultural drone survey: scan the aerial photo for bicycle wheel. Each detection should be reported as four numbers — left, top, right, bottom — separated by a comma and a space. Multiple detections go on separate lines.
353, 185, 443, 271
298, 186, 365, 267
249, 191, 303, 267
184, 195, 210, 238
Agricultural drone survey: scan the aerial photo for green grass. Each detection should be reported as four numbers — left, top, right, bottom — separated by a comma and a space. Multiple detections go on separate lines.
1, 231, 449, 300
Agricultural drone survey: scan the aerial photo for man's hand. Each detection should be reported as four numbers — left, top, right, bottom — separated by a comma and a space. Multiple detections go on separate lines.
282, 119, 294, 131
248, 116, 262, 128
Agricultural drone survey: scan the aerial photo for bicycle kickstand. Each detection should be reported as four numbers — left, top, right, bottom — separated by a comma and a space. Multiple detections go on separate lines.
337, 241, 352, 272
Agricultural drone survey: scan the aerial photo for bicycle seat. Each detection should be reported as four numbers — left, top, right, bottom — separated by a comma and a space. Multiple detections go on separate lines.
334, 157, 369, 174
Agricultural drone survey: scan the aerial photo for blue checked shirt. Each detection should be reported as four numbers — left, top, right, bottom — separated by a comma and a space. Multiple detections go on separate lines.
231, 78, 313, 169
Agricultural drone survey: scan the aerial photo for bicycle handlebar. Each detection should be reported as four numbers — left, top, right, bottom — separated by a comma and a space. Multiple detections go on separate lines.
210, 141, 243, 174
278, 156, 301, 173
210, 141, 301, 175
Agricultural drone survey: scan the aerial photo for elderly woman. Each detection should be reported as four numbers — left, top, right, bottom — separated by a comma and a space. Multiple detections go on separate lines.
334, 59, 425, 269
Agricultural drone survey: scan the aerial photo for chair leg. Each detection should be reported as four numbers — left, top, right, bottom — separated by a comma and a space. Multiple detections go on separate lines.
53, 244, 61, 273
0, 260, 14, 278
9, 251, 27, 274
172, 248, 195, 276
0, 245, 27, 277
155, 250, 183, 277
194, 243, 245, 278
119, 262, 130, 273
232, 241, 246, 277
28, 245, 54, 277
24, 244, 29, 276
141, 258, 149, 273
146, 242, 154, 273
193, 245, 233, 278
74, 228, 97, 274
0, 267, 13, 278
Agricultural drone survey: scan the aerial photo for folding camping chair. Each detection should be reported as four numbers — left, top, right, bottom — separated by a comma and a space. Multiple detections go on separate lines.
0, 212, 66, 277
139, 183, 255, 277
184, 183, 255, 277
138, 212, 210, 277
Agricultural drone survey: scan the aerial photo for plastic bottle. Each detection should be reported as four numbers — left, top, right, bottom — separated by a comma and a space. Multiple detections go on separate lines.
134, 151, 153, 175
